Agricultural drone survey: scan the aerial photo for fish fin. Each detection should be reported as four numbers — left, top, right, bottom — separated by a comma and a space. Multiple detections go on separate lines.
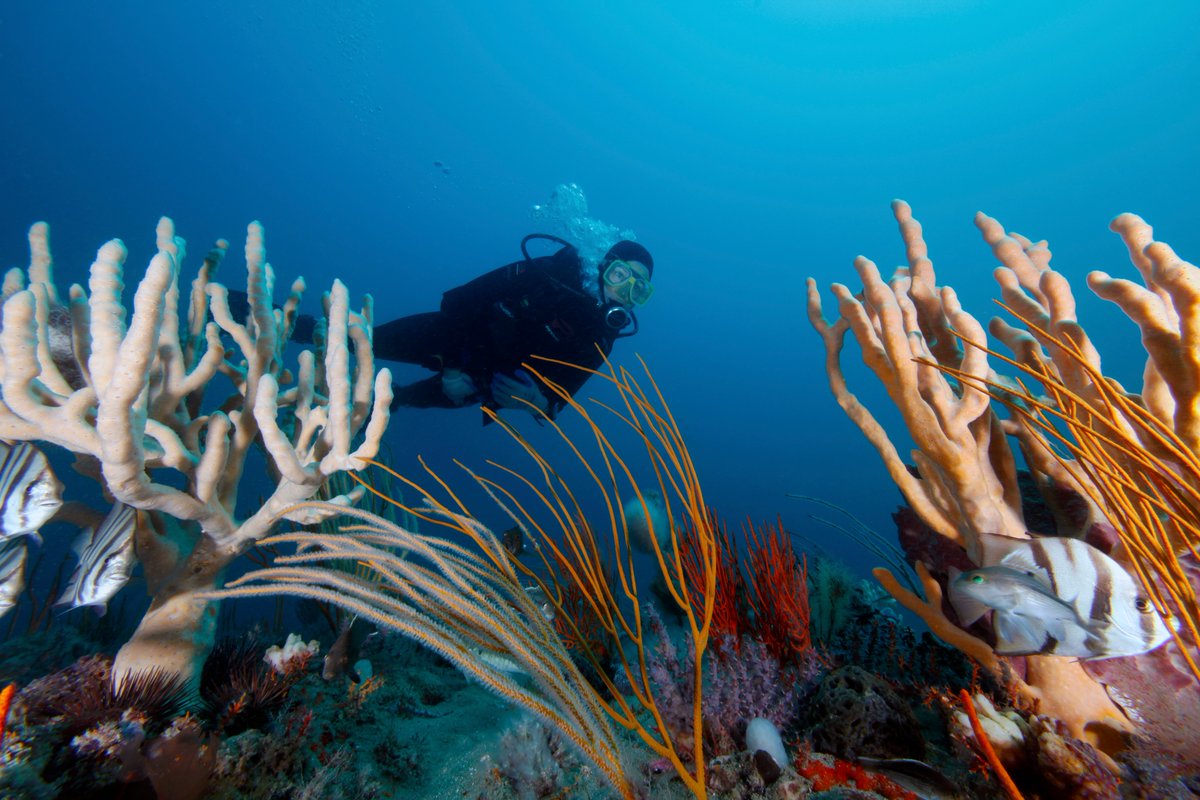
951, 598, 992, 627
54, 572, 82, 607
53, 594, 87, 615
946, 569, 991, 626
994, 590, 1084, 654
977, 532, 1035, 567
995, 546, 1050, 581
992, 613, 1045, 655
1023, 585, 1085, 623
70, 527, 95, 557
1077, 641, 1108, 661
992, 549, 1062, 600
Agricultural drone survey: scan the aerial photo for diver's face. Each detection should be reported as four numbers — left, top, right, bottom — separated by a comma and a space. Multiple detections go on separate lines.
602, 259, 653, 307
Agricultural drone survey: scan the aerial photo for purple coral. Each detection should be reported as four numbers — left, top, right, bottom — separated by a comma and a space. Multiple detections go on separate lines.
703, 637, 814, 756
492, 716, 583, 799
637, 606, 817, 764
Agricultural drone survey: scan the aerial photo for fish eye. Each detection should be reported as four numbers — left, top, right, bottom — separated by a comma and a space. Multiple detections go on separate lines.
1135, 597, 1152, 613
970, 574, 985, 584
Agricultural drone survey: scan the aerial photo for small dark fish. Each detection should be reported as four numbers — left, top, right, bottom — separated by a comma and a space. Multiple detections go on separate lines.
46, 303, 86, 390
56, 502, 138, 615
0, 440, 63, 541
0, 290, 85, 391
441, 167, 452, 175
0, 295, 87, 391
322, 614, 375, 681
855, 757, 960, 800
432, 160, 444, 168
0, 537, 27, 618
501, 525, 524, 557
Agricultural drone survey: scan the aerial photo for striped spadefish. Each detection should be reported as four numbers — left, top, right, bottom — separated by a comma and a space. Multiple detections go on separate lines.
0, 441, 62, 539
56, 501, 138, 613
953, 533, 1173, 659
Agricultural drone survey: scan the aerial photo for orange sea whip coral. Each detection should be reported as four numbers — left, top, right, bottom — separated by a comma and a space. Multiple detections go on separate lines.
206, 356, 719, 799
467, 355, 719, 797
205, 503, 634, 798
959, 690, 1023, 800
0, 683, 15, 742
933, 312, 1200, 685
805, 201, 1200, 749
681, 509, 744, 649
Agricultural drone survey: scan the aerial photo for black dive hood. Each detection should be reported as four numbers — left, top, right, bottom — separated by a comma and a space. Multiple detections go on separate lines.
519, 233, 640, 337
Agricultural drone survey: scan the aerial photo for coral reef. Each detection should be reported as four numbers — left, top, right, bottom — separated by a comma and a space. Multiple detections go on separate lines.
0, 219, 392, 688
0, 624, 488, 799
805, 666, 923, 761
807, 201, 1200, 761
486, 716, 584, 800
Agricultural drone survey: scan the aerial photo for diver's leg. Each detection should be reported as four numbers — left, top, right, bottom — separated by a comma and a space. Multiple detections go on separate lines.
390, 375, 459, 409
373, 312, 449, 369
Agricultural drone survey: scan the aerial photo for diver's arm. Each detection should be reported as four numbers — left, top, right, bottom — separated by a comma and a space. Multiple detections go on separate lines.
526, 340, 612, 417
440, 260, 530, 318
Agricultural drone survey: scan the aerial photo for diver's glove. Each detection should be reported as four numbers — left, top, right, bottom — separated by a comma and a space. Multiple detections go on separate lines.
491, 370, 550, 416
441, 368, 479, 406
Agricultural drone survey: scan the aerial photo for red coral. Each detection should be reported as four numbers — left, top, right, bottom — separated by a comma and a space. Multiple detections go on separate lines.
552, 573, 610, 662
746, 516, 811, 665
793, 745, 919, 799
681, 507, 745, 647
681, 510, 814, 666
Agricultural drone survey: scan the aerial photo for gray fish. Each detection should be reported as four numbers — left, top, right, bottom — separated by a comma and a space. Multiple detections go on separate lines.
950, 565, 1088, 654
856, 757, 960, 800
0, 440, 63, 541
474, 647, 525, 676
949, 533, 1172, 659
56, 502, 138, 615
0, 536, 27, 618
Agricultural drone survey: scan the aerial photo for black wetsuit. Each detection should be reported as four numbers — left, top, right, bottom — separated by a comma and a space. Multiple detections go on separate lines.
377, 244, 621, 418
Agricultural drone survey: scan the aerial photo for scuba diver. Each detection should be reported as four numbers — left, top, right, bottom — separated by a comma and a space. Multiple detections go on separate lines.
374, 235, 655, 421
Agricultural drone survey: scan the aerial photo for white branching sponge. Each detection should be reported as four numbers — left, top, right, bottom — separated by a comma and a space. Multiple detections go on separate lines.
0, 218, 392, 687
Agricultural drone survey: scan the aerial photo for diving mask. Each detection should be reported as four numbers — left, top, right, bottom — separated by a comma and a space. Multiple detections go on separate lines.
602, 259, 654, 305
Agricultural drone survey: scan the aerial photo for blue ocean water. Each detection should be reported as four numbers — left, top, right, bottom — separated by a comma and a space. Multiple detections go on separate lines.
5, 3, 1197, 574
1, 4, 1198, 794
4, 2, 1198, 570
